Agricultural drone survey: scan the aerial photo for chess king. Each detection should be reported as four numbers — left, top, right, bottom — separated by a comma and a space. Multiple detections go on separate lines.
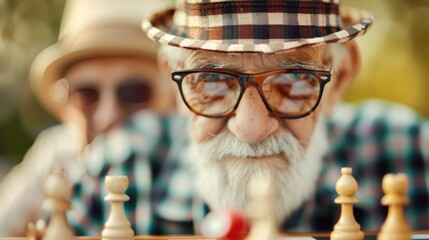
144, 0, 429, 232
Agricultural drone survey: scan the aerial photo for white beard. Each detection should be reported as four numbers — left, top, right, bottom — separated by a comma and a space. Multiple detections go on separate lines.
188, 118, 329, 222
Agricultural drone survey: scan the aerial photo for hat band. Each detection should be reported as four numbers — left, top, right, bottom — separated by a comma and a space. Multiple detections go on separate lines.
173, 0, 342, 43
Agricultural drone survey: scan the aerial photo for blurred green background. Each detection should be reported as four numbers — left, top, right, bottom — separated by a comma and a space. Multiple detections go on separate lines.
0, 0, 428, 179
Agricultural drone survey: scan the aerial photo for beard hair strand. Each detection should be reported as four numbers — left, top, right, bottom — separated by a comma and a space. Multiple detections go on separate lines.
189, 118, 329, 222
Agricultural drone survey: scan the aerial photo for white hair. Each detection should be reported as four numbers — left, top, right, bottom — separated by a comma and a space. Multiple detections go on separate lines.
328, 43, 347, 71
187, 117, 329, 222
159, 45, 191, 70
160, 43, 348, 71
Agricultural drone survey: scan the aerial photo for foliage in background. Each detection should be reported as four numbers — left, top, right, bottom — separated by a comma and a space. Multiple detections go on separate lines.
0, 0, 65, 170
344, 0, 429, 117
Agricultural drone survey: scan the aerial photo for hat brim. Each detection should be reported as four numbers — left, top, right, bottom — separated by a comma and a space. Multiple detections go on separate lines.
30, 33, 159, 119
142, 7, 373, 54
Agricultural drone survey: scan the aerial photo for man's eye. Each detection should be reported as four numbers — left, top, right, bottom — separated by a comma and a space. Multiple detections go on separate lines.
197, 73, 228, 81
204, 82, 223, 92
274, 73, 307, 82
288, 73, 305, 81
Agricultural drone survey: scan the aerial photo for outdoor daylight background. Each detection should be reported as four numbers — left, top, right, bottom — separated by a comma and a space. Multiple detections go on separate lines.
0, 0, 428, 179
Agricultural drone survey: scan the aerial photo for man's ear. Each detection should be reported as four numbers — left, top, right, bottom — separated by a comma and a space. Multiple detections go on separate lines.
322, 41, 361, 117
157, 51, 190, 116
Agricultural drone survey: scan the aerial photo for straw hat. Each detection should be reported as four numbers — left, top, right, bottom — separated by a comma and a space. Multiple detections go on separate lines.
30, 0, 173, 118
142, 0, 373, 53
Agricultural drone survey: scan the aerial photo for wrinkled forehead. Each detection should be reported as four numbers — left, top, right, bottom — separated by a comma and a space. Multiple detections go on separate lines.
183, 46, 330, 72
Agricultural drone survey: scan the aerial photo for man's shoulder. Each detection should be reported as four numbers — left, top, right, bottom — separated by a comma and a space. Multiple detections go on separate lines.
325, 99, 428, 174
325, 99, 428, 170
321, 99, 429, 231
31, 123, 84, 151
328, 99, 424, 136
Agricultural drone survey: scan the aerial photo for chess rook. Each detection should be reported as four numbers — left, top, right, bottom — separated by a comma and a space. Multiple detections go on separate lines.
42, 166, 75, 240
377, 173, 411, 240
102, 176, 135, 240
330, 168, 364, 240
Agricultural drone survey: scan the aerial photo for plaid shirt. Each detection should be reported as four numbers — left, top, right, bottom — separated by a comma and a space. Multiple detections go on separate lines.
69, 110, 194, 235
283, 100, 429, 232
69, 100, 429, 236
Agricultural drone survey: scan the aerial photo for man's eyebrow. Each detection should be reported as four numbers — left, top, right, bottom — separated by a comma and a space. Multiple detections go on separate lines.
193, 58, 319, 70
273, 49, 325, 70
187, 50, 325, 70
277, 58, 321, 70
194, 62, 230, 69
185, 52, 231, 69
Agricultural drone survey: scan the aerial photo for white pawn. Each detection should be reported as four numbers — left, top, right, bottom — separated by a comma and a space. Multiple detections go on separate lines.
101, 176, 134, 240
42, 166, 75, 240
330, 167, 364, 240
245, 174, 277, 240
377, 173, 411, 240
27, 219, 46, 240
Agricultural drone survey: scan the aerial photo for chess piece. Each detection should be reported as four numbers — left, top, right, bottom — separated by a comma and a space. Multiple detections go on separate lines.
101, 176, 134, 240
245, 174, 278, 240
42, 166, 75, 240
377, 173, 411, 240
201, 208, 249, 239
27, 219, 46, 240
330, 167, 364, 240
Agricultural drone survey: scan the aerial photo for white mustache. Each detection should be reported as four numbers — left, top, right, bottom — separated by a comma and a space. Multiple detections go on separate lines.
197, 129, 305, 162
191, 117, 329, 222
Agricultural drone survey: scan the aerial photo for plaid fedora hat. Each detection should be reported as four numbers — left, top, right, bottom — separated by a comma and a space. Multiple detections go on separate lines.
142, 0, 373, 53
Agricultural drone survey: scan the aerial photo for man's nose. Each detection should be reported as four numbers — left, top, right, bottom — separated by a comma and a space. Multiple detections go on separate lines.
93, 91, 123, 134
227, 87, 279, 144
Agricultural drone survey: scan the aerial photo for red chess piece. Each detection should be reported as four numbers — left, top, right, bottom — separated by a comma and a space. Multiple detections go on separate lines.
201, 208, 250, 239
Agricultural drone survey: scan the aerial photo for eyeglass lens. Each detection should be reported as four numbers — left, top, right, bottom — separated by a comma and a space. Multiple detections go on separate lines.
181, 72, 241, 116
180, 72, 321, 117
261, 73, 320, 116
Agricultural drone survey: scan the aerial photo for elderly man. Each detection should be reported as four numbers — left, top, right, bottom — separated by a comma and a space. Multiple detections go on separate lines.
0, 0, 175, 236
142, 0, 429, 233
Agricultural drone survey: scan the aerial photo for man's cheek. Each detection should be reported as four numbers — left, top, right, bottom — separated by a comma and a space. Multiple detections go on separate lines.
283, 113, 319, 148
192, 116, 226, 143
176, 94, 191, 116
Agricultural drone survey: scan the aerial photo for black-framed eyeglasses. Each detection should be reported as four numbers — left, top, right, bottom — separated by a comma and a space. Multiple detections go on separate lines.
172, 68, 332, 119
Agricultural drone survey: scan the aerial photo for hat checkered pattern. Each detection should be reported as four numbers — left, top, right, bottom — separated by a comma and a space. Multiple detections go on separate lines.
142, 0, 373, 53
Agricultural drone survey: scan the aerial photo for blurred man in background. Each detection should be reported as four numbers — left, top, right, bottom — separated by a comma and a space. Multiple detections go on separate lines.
0, 0, 175, 236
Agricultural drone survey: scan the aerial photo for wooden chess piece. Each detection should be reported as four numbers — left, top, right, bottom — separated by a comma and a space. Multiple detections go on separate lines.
27, 219, 46, 240
377, 173, 411, 240
101, 176, 134, 240
27, 222, 37, 240
42, 166, 75, 240
330, 167, 364, 240
245, 174, 278, 240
